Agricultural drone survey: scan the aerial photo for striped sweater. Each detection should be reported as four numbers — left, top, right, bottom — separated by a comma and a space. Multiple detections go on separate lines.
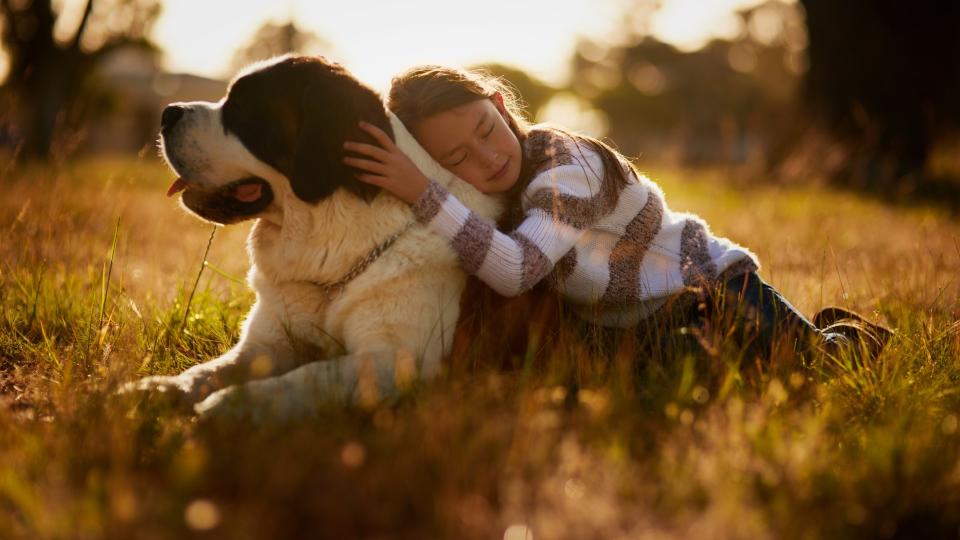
411, 126, 761, 327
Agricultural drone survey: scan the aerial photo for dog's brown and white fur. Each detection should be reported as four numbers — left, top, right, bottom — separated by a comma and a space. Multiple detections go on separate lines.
129, 56, 500, 422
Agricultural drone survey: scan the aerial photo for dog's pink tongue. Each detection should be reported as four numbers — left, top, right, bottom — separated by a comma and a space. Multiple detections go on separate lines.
166, 178, 186, 197
233, 183, 263, 202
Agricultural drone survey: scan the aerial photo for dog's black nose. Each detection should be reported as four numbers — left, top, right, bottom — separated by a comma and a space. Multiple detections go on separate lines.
161, 105, 185, 130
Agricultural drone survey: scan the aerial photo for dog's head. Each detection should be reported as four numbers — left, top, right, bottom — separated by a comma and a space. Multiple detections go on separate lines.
159, 55, 391, 224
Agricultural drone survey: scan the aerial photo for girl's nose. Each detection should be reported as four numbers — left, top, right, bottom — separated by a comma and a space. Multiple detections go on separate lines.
481, 148, 500, 169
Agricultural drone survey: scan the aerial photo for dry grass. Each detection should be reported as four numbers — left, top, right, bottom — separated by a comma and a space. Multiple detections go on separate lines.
1, 156, 959, 539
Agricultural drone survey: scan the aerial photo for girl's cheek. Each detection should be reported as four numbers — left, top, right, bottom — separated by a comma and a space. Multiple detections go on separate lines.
501, 130, 521, 158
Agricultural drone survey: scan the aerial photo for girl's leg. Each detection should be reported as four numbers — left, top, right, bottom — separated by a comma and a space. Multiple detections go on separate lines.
705, 271, 850, 361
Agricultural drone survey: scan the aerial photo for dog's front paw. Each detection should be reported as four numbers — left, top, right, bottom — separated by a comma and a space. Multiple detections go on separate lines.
194, 378, 312, 427
193, 385, 254, 427
117, 375, 209, 414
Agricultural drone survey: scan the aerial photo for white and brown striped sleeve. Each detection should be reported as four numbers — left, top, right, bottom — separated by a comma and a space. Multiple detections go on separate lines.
410, 164, 613, 297
413, 178, 580, 296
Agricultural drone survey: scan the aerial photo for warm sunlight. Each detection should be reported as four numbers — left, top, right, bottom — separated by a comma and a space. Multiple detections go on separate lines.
153, 0, 778, 88
6, 1, 958, 537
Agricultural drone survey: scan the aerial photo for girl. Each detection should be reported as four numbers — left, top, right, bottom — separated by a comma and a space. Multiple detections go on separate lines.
342, 65, 891, 363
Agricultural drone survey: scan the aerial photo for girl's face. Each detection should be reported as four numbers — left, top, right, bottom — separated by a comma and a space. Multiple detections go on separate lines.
412, 96, 522, 194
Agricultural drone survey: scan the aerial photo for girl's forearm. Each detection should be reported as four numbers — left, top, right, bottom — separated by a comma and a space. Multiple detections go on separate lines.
412, 180, 569, 297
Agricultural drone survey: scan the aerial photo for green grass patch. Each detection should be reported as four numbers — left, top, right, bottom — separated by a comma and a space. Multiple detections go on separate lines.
0, 157, 958, 538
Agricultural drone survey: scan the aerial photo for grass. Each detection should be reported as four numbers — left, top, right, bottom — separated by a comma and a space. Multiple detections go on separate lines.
1, 155, 959, 539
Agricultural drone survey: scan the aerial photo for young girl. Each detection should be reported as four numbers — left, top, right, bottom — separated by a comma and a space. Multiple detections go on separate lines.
342, 65, 891, 363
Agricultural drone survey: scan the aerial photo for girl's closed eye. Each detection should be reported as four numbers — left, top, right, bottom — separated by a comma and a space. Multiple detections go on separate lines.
450, 152, 468, 167
449, 124, 493, 166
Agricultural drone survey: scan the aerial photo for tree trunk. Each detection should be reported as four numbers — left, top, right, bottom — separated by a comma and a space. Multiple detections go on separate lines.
796, 0, 960, 190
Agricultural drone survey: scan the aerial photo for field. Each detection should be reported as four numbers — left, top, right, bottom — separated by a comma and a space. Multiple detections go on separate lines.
1, 156, 959, 539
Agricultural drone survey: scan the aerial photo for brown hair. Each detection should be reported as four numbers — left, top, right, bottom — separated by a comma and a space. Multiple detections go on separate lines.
388, 65, 530, 142
389, 66, 637, 224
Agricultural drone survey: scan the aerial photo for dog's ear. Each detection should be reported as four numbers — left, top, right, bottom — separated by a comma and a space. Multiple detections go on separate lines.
291, 69, 393, 204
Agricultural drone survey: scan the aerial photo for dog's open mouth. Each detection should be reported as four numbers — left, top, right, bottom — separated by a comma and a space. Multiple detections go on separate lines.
166, 177, 268, 203
170, 177, 275, 225
231, 182, 264, 202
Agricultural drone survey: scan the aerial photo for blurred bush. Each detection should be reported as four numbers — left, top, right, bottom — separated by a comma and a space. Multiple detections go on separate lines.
0, 0, 162, 162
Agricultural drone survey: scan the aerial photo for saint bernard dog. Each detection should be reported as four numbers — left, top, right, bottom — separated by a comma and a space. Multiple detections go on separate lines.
126, 55, 502, 422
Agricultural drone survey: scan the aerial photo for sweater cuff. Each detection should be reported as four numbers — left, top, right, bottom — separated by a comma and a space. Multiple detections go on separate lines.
410, 180, 450, 224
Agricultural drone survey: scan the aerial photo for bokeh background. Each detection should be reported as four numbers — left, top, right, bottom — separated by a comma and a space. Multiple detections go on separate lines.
2, 0, 959, 202
2, 3, 960, 539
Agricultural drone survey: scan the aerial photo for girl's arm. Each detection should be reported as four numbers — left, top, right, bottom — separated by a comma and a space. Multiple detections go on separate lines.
343, 122, 601, 296
410, 179, 584, 296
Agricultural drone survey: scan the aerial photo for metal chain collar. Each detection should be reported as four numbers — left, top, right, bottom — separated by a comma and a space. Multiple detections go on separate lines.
311, 221, 415, 299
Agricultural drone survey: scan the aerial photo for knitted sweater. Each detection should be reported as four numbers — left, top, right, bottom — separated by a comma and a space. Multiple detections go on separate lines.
411, 126, 761, 327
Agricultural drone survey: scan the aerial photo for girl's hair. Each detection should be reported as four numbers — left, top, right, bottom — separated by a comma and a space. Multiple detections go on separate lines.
389, 66, 637, 223
388, 65, 530, 141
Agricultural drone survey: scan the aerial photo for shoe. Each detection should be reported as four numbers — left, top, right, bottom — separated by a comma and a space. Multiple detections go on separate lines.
814, 306, 893, 343
813, 306, 892, 333
821, 318, 891, 361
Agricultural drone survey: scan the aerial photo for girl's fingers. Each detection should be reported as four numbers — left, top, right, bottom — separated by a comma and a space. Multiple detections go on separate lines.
358, 122, 395, 150
343, 156, 389, 175
355, 173, 386, 186
343, 141, 391, 161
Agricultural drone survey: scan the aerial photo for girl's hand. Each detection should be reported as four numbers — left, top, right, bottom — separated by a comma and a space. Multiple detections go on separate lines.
343, 122, 430, 205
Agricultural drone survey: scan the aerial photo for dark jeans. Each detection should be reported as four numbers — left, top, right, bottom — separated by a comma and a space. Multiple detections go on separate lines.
700, 271, 848, 360
594, 271, 847, 363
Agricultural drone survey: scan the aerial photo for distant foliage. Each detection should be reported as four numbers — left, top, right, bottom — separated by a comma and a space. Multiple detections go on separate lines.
0, 0, 161, 161
569, 1, 806, 167
797, 0, 960, 189
228, 21, 334, 76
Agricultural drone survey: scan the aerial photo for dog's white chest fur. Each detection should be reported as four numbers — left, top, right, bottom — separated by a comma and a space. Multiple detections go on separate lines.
241, 112, 501, 357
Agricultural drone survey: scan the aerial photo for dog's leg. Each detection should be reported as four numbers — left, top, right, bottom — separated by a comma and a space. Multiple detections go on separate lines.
194, 348, 417, 423
121, 297, 323, 411
196, 277, 461, 422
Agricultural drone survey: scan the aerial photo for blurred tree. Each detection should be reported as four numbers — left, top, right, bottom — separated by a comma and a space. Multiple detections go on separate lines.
228, 20, 333, 75
569, 1, 805, 167
0, 0, 160, 160
468, 62, 556, 120
795, 0, 960, 189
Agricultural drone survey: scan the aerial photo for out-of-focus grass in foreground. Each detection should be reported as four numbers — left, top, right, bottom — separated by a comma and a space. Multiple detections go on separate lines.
1, 157, 959, 539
